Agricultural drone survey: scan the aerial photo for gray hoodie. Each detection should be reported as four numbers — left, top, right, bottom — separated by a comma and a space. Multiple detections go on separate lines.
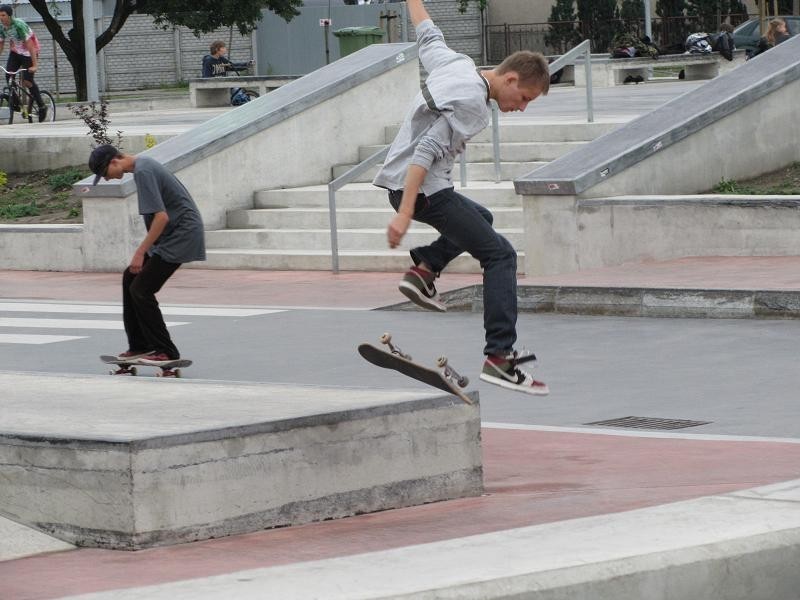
372, 19, 491, 195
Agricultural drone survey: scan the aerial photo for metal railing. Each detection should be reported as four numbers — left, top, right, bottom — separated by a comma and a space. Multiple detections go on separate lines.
328, 101, 503, 273
328, 50, 592, 272
327, 146, 389, 273
549, 39, 594, 123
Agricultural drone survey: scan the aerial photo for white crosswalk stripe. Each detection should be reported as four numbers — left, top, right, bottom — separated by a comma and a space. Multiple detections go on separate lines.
0, 334, 87, 344
0, 301, 284, 345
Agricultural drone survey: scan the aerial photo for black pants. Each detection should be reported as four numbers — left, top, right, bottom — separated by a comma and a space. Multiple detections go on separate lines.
6, 52, 44, 107
389, 187, 518, 356
122, 253, 181, 359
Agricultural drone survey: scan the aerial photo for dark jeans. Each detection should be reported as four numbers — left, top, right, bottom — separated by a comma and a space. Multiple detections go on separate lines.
122, 253, 181, 359
389, 187, 518, 355
6, 52, 44, 107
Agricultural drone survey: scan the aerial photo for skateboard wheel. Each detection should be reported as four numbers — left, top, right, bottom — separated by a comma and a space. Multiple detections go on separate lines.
436, 356, 448, 368
109, 369, 115, 375
174, 369, 182, 378
155, 370, 163, 378
130, 367, 137, 376
380, 333, 392, 344
457, 376, 469, 388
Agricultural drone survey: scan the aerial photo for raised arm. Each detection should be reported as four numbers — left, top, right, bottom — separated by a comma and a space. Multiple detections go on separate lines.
407, 0, 431, 28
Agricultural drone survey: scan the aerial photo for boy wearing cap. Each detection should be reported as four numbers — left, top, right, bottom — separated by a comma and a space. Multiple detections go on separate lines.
89, 145, 206, 366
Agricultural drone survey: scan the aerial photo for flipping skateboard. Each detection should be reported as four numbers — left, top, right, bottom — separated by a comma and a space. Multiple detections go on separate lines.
100, 355, 192, 378
357, 333, 473, 405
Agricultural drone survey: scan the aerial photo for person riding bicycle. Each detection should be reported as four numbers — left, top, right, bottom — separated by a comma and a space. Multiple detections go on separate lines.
0, 4, 47, 121
201, 40, 255, 106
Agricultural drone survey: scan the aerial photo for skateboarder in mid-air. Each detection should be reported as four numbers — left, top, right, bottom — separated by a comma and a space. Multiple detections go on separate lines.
88, 145, 206, 367
373, 0, 551, 395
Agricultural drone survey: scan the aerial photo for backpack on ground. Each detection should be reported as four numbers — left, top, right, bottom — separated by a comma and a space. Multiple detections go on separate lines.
230, 87, 250, 106
685, 32, 712, 54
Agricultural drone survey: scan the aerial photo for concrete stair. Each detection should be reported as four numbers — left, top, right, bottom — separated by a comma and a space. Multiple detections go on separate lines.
198, 121, 621, 274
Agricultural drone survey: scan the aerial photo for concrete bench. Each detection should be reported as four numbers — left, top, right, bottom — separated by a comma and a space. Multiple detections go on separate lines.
574, 50, 746, 87
188, 75, 300, 107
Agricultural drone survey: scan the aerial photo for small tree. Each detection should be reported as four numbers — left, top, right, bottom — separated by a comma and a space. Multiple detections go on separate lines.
457, 0, 488, 12
546, 0, 580, 54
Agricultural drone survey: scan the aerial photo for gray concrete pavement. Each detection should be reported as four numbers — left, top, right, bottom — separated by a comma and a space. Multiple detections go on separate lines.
1, 302, 799, 438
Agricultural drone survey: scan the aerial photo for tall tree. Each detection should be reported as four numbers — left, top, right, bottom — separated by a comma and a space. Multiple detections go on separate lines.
576, 0, 620, 52
656, 0, 689, 50
619, 0, 644, 37
28, 0, 302, 101
686, 0, 724, 31
546, 0, 580, 53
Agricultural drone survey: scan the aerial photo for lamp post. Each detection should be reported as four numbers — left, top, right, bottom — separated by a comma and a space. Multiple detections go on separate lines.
83, 0, 99, 101
643, 0, 652, 41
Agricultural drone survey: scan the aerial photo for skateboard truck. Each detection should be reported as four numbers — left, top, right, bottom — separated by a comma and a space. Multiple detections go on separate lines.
436, 356, 469, 388
380, 332, 412, 361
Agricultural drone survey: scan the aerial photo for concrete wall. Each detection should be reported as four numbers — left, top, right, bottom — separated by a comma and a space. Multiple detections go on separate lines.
516, 35, 800, 276
522, 76, 800, 274
68, 42, 419, 273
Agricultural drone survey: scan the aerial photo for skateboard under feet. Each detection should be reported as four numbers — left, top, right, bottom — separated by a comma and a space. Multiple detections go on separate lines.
357, 333, 473, 405
100, 355, 193, 378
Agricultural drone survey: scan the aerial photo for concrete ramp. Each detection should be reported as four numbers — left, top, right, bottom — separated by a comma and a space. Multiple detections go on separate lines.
0, 372, 481, 550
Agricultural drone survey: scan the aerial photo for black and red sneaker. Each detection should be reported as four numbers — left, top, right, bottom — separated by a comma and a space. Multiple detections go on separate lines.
398, 266, 446, 312
480, 350, 549, 396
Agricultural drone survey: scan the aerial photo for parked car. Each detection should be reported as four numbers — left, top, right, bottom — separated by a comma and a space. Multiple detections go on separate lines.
733, 16, 800, 52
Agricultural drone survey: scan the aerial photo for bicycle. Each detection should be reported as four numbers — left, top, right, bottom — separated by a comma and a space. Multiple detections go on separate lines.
0, 66, 56, 124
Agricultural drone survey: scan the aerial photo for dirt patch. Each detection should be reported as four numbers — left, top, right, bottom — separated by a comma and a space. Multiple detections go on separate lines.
712, 162, 800, 195
0, 166, 88, 224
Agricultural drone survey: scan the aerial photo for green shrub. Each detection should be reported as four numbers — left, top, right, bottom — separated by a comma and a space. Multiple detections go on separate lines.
48, 168, 86, 191
0, 202, 39, 218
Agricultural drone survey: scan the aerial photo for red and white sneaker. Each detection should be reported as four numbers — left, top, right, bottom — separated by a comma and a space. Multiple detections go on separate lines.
137, 352, 174, 366
116, 350, 154, 361
479, 350, 549, 396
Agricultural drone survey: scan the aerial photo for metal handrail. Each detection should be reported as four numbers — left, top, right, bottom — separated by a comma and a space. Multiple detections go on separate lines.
327, 146, 389, 273
549, 39, 594, 123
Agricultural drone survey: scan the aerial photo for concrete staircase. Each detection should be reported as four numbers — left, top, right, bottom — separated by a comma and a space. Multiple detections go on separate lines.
198, 121, 620, 273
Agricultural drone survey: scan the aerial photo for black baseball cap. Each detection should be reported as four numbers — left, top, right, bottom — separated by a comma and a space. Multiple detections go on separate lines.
88, 144, 119, 185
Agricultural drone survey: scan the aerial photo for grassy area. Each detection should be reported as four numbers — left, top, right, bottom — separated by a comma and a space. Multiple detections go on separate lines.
712, 162, 800, 195
0, 166, 88, 223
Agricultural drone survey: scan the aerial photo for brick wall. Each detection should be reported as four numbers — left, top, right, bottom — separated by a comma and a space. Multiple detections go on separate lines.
407, 0, 483, 61
20, 3, 481, 95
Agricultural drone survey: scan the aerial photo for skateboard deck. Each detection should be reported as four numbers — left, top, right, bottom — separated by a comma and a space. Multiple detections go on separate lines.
100, 355, 192, 377
357, 335, 473, 405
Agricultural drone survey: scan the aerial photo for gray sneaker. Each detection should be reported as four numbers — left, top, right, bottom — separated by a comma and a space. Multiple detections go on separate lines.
398, 266, 447, 312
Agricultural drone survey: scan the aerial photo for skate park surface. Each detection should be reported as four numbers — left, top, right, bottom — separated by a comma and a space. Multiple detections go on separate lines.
2, 80, 800, 598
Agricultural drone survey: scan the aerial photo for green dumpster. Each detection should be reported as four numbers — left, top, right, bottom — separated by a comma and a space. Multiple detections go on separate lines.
333, 26, 386, 57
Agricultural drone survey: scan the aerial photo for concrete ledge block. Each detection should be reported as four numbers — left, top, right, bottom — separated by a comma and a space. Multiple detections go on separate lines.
0, 373, 482, 549
642, 289, 755, 319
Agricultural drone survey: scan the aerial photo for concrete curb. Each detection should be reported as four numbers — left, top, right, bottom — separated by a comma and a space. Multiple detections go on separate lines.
383, 285, 800, 319
59, 478, 800, 600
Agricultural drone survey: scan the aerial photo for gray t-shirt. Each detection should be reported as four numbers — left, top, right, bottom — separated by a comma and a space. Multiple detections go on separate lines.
134, 157, 206, 264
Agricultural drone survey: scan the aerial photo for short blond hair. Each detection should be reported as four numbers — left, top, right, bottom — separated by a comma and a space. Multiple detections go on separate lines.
496, 51, 550, 95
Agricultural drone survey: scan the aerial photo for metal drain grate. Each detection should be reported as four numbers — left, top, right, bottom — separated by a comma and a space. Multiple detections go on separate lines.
584, 416, 711, 430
